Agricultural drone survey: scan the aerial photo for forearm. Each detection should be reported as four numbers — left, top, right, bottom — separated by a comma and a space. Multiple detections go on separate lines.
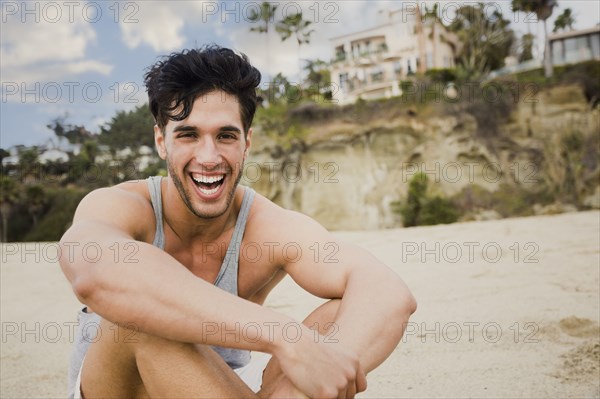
60, 232, 295, 354
332, 265, 416, 372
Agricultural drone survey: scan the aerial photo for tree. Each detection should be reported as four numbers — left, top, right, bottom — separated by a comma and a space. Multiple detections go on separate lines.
18, 148, 40, 180
24, 184, 46, 227
0, 148, 9, 174
0, 176, 21, 242
47, 117, 92, 144
259, 72, 297, 104
519, 33, 535, 62
302, 59, 332, 101
303, 59, 330, 86
553, 8, 575, 32
448, 3, 515, 79
99, 103, 155, 150
248, 2, 278, 79
511, 0, 557, 78
275, 12, 315, 80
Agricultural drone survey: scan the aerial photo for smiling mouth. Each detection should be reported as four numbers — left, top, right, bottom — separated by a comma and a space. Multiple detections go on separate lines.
190, 173, 226, 195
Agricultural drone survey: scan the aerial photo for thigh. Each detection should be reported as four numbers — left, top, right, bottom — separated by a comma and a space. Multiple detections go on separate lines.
80, 318, 258, 398
79, 318, 148, 398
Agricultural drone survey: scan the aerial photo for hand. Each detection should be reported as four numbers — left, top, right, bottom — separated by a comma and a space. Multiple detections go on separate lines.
273, 326, 367, 398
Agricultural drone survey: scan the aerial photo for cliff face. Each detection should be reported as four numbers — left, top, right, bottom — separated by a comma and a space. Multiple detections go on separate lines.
244, 85, 600, 230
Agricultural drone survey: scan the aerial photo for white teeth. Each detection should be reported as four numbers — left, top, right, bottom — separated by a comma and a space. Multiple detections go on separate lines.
198, 186, 219, 195
192, 175, 224, 184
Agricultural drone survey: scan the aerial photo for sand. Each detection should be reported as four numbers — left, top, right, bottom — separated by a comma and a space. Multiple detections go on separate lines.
1, 211, 599, 398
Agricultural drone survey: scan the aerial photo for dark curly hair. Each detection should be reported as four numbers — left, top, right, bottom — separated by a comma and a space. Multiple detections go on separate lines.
144, 45, 261, 135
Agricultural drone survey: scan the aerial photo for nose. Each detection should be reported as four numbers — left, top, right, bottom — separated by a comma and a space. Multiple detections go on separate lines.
194, 136, 222, 168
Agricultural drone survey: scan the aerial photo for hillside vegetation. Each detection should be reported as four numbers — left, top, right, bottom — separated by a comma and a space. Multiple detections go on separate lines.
1, 62, 599, 238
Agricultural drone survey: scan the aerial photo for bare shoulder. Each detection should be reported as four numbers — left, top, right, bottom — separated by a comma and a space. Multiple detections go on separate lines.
71, 179, 156, 242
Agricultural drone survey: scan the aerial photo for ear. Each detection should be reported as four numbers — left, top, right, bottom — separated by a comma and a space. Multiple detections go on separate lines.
244, 128, 252, 159
154, 125, 167, 160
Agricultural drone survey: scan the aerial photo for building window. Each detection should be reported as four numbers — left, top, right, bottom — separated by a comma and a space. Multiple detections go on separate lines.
339, 73, 349, 91
394, 61, 403, 76
564, 37, 577, 62
426, 52, 433, 69
552, 39, 564, 64
370, 67, 384, 82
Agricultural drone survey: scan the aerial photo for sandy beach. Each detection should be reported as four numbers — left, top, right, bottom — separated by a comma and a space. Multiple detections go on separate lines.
1, 211, 599, 398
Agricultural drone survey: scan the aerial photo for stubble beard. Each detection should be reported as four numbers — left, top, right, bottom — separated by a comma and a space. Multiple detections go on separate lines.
166, 156, 245, 219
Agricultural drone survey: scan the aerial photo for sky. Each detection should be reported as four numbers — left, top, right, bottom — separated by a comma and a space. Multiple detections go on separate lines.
1, 0, 599, 149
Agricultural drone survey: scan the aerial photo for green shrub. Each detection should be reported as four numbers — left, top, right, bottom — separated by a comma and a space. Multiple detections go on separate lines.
392, 173, 459, 227
425, 68, 457, 83
24, 187, 88, 242
420, 196, 460, 226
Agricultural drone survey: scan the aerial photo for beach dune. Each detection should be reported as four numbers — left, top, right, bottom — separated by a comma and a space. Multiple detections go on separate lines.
1, 211, 599, 398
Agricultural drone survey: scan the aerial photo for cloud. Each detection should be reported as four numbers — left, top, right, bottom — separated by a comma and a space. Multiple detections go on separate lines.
2, 61, 113, 86
227, 1, 388, 81
117, 1, 220, 51
119, 3, 185, 51
0, 5, 112, 86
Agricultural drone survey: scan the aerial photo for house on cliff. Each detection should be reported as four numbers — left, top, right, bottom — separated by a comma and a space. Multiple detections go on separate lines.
549, 25, 600, 66
328, 6, 458, 104
488, 25, 600, 80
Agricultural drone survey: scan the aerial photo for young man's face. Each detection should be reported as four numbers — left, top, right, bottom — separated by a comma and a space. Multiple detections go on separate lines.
155, 90, 251, 219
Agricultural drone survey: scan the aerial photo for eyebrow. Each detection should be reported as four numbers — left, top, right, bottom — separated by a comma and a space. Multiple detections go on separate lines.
172, 125, 197, 133
218, 125, 242, 134
172, 124, 242, 134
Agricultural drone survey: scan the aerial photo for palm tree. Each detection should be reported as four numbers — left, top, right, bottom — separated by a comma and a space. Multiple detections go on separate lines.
519, 33, 536, 62
511, 0, 557, 78
0, 176, 21, 242
553, 8, 575, 32
303, 59, 330, 100
275, 12, 314, 81
449, 5, 515, 79
248, 2, 278, 79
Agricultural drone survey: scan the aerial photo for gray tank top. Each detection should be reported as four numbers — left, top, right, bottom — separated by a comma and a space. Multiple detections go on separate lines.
67, 176, 255, 398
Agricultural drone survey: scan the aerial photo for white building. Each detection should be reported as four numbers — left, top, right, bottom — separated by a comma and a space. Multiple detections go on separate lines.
329, 7, 458, 104
39, 149, 69, 164
550, 25, 600, 66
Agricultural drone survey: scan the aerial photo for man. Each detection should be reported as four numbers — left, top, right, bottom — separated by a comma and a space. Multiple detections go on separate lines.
59, 45, 416, 398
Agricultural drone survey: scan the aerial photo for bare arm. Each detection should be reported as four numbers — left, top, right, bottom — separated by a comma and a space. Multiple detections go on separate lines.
273, 210, 416, 375
60, 186, 299, 353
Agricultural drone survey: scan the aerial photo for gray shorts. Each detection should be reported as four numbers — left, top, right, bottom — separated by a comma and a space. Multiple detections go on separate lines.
73, 351, 272, 398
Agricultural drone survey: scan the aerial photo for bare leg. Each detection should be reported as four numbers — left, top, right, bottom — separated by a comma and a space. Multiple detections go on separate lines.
258, 299, 342, 398
80, 318, 256, 398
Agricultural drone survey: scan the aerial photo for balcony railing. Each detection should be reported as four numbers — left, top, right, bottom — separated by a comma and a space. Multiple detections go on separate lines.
332, 44, 390, 65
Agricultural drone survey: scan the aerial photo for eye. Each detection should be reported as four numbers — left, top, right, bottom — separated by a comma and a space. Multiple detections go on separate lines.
219, 132, 237, 141
178, 132, 196, 139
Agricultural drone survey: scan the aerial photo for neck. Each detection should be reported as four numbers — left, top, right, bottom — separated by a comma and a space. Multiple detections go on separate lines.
161, 177, 241, 244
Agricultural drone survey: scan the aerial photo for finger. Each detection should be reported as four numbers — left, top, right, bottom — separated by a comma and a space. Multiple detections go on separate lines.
346, 380, 357, 399
356, 364, 368, 393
